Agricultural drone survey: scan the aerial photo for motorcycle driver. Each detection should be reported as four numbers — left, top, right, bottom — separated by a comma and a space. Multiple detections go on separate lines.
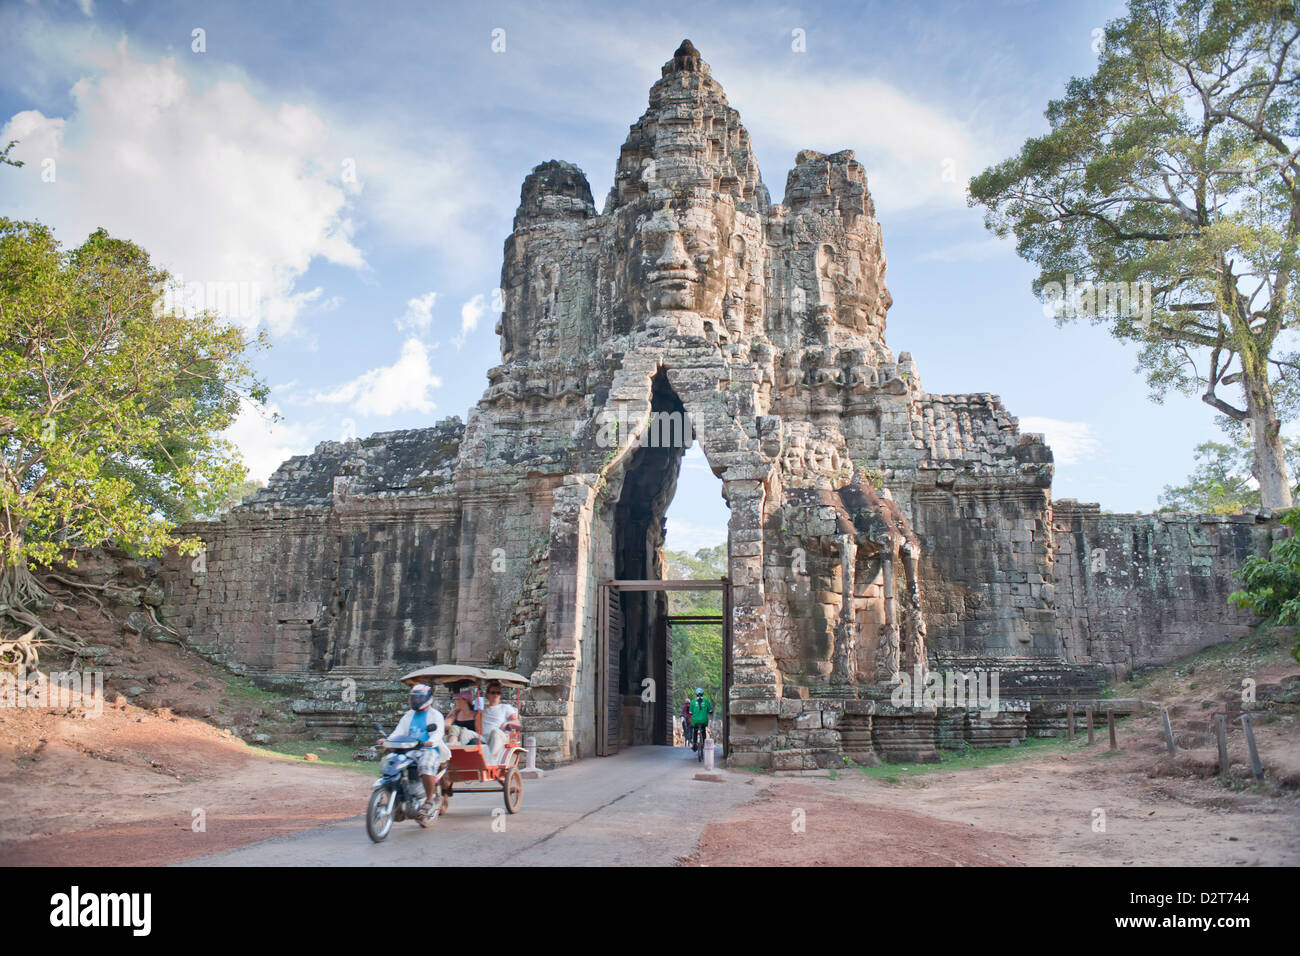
377, 683, 450, 819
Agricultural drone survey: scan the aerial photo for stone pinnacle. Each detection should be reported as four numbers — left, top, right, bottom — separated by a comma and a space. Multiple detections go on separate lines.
665, 38, 705, 75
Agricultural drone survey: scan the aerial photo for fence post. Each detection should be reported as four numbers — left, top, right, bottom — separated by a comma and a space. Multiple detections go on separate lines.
1066, 704, 1075, 741
1086, 706, 1095, 745
1107, 707, 1116, 750
1239, 715, 1264, 781
1214, 713, 1229, 781
1160, 709, 1176, 756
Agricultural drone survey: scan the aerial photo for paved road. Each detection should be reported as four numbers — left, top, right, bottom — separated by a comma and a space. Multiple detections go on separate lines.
182, 745, 760, 866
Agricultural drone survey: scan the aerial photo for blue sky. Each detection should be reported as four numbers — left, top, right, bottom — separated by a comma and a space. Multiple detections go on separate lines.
0, 0, 1250, 552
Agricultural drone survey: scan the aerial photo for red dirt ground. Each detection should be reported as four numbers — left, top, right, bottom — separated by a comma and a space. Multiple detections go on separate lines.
0, 697, 366, 866
689, 649, 1300, 867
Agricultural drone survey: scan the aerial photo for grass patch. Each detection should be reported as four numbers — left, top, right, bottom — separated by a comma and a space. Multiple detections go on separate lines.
858, 733, 1099, 781
260, 740, 375, 774
1108, 622, 1295, 704
219, 673, 285, 707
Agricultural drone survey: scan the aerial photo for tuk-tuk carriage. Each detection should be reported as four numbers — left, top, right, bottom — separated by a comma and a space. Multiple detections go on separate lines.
398, 664, 529, 816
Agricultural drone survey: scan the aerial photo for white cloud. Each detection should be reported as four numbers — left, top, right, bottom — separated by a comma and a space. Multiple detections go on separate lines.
1, 32, 502, 328
338, 130, 495, 271
224, 398, 314, 485
396, 291, 438, 334
454, 294, 486, 347
1020, 417, 1102, 466
728, 70, 989, 215
314, 337, 442, 416
1, 42, 364, 337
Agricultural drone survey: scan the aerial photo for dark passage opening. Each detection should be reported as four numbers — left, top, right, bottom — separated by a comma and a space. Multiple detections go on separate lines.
612, 369, 687, 746
598, 367, 732, 756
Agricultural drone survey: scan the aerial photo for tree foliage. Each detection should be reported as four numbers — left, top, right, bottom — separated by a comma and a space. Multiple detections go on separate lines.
0, 218, 265, 584
0, 141, 23, 169
194, 478, 266, 520
1230, 507, 1300, 661
970, 0, 1300, 507
662, 544, 726, 712
1159, 433, 1300, 510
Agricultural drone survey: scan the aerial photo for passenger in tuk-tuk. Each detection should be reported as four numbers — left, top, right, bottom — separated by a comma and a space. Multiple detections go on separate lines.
445, 680, 522, 760
477, 681, 523, 762
444, 686, 478, 743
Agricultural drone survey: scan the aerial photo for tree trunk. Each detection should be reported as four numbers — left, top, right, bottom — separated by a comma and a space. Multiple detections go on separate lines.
1245, 371, 1293, 510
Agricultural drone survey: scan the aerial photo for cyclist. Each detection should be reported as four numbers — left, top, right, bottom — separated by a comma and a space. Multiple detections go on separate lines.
689, 687, 712, 753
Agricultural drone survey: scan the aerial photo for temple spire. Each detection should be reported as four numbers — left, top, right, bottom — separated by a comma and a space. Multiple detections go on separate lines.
605, 38, 765, 211
663, 39, 705, 75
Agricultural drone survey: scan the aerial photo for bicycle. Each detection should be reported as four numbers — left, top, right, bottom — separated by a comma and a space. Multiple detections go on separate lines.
691, 723, 708, 761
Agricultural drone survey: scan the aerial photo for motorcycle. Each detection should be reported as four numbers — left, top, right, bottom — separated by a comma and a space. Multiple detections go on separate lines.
365, 721, 447, 843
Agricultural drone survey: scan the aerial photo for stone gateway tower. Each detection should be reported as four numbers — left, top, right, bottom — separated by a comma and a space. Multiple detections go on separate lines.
162, 42, 1278, 768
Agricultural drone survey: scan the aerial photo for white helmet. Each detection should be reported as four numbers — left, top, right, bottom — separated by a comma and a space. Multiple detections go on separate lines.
408, 683, 434, 711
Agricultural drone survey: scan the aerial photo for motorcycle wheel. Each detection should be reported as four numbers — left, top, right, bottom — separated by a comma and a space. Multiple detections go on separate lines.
366, 788, 397, 843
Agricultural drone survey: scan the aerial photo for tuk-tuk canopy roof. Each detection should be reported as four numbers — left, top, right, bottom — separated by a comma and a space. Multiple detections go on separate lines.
399, 664, 530, 688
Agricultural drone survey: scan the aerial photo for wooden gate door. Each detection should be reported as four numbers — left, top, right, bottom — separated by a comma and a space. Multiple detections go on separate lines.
722, 576, 732, 758
596, 582, 623, 756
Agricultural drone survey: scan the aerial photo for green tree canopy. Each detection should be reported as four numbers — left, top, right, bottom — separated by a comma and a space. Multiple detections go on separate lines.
970, 0, 1300, 508
1159, 431, 1300, 511
663, 544, 726, 713
0, 218, 266, 652
1230, 507, 1300, 661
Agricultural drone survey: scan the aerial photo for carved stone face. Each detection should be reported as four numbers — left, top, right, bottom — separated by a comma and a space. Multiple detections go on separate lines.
625, 201, 730, 319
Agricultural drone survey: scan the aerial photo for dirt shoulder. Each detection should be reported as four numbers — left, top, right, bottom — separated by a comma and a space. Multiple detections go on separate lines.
0, 698, 369, 866
693, 742, 1299, 866
2, 551, 375, 866
692, 635, 1300, 867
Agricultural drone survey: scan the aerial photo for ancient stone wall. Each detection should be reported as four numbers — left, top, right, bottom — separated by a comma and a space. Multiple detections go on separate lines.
160, 423, 467, 679
1052, 501, 1282, 679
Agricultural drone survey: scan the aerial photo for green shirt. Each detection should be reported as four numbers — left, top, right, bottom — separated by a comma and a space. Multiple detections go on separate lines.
690, 696, 711, 724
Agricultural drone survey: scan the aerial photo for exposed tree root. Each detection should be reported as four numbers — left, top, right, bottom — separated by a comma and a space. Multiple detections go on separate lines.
42, 572, 111, 593
2, 560, 181, 672
146, 605, 179, 638
41, 572, 115, 623
1, 565, 86, 671
0, 625, 41, 671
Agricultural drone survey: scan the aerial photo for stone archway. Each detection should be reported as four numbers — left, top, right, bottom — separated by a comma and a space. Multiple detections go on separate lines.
167, 40, 1156, 772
